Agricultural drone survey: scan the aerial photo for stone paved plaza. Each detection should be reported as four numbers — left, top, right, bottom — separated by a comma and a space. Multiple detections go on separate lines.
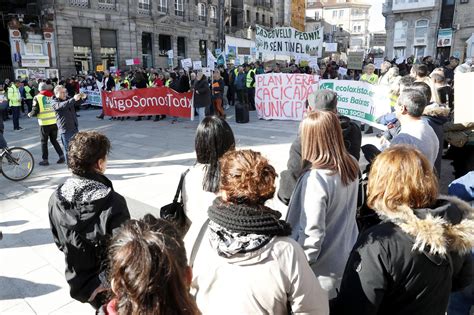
0, 108, 454, 314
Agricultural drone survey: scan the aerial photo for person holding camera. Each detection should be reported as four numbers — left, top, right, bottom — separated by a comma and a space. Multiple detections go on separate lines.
51, 85, 86, 160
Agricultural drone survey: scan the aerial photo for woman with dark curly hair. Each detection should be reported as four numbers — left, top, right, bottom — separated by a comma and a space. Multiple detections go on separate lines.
99, 215, 201, 315
191, 149, 329, 314
48, 131, 130, 309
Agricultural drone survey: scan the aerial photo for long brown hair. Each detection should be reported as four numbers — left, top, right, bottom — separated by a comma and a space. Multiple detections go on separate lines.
300, 111, 359, 185
367, 145, 438, 212
108, 215, 200, 315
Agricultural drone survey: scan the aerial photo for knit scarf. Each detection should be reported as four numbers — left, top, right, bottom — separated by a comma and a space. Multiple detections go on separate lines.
207, 198, 292, 257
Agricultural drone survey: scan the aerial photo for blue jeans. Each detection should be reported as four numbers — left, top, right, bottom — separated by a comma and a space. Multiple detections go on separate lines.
0, 131, 7, 149
60, 130, 78, 161
11, 106, 20, 129
197, 107, 207, 122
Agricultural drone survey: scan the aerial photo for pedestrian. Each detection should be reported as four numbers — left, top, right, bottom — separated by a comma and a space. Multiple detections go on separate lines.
177, 69, 190, 93
51, 85, 85, 159
245, 63, 256, 111
28, 83, 65, 166
0, 85, 7, 148
278, 90, 362, 205
286, 110, 360, 299
99, 215, 200, 315
211, 70, 225, 119
193, 72, 211, 122
23, 80, 35, 113
182, 116, 235, 253
233, 66, 247, 106
332, 145, 474, 315
191, 149, 330, 314
49, 131, 130, 309
8, 80, 22, 131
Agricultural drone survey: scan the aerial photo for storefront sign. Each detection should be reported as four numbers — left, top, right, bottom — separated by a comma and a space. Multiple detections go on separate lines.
21, 58, 50, 68
101, 87, 193, 119
437, 28, 453, 47
255, 25, 323, 57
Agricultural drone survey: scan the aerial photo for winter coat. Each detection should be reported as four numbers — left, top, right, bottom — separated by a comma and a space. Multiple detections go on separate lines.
278, 115, 362, 205
331, 196, 474, 315
234, 72, 246, 91
192, 219, 329, 314
449, 171, 474, 203
422, 105, 450, 176
102, 76, 115, 92
444, 120, 474, 148
286, 168, 359, 299
177, 75, 190, 93
193, 78, 211, 109
51, 96, 83, 134
49, 172, 130, 303
211, 78, 224, 99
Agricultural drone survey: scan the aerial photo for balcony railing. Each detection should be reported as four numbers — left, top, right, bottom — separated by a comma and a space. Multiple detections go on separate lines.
198, 15, 207, 22
69, 0, 89, 7
138, 7, 151, 15
98, 0, 115, 10
175, 9, 184, 16
254, 0, 272, 9
158, 6, 168, 13
210, 17, 217, 23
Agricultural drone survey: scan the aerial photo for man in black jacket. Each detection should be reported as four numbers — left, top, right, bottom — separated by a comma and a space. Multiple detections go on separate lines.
278, 90, 362, 205
49, 131, 130, 309
51, 85, 85, 160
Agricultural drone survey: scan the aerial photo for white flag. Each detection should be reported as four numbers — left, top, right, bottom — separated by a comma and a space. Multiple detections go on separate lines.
207, 49, 217, 70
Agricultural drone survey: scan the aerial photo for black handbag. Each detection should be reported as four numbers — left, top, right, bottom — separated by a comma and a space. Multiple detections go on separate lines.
160, 169, 190, 234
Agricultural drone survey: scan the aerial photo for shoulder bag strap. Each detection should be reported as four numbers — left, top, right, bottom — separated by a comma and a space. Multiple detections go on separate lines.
189, 218, 210, 268
173, 168, 190, 203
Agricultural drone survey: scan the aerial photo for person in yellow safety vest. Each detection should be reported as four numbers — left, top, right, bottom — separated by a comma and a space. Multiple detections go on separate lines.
359, 64, 379, 85
28, 82, 65, 166
245, 63, 256, 111
8, 80, 22, 131
24, 81, 35, 113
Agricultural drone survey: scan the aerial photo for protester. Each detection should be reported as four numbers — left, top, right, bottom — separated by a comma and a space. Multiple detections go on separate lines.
183, 116, 235, 254
278, 89, 362, 205
360, 64, 378, 84
412, 64, 432, 86
49, 131, 130, 309
444, 56, 460, 84
99, 215, 200, 315
193, 72, 211, 122
286, 110, 360, 298
191, 149, 329, 314
431, 72, 454, 109
8, 80, 22, 131
28, 82, 65, 166
245, 63, 256, 111
377, 61, 393, 86
23, 80, 34, 113
211, 70, 225, 119
51, 85, 85, 159
234, 66, 247, 107
0, 86, 6, 148
332, 145, 474, 315
390, 88, 439, 167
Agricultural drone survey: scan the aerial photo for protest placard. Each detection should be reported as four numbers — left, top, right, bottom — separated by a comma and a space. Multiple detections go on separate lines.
101, 87, 193, 119
255, 73, 318, 121
202, 67, 212, 78
454, 72, 474, 124
338, 67, 348, 77
318, 80, 391, 128
82, 90, 102, 107
207, 49, 217, 70
255, 25, 323, 57
347, 51, 364, 70
374, 57, 384, 69
308, 57, 319, 70
181, 58, 192, 69
193, 61, 202, 70
324, 43, 338, 52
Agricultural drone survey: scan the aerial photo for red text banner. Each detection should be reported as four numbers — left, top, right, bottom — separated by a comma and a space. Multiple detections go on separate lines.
255, 73, 318, 121
101, 87, 193, 118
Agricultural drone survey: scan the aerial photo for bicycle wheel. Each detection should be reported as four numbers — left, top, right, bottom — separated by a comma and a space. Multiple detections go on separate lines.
1, 147, 35, 181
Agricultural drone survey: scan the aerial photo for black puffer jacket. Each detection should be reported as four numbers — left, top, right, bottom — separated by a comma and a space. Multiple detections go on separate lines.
49, 172, 130, 303
278, 115, 362, 205
193, 77, 211, 108
331, 196, 474, 315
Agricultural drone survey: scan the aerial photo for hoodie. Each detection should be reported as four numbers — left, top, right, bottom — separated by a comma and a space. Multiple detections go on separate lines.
48, 172, 130, 303
332, 196, 474, 315
278, 115, 362, 205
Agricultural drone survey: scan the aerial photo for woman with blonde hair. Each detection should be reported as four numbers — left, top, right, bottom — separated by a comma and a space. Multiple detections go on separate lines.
287, 110, 360, 299
360, 63, 378, 84
332, 145, 474, 315
191, 149, 329, 314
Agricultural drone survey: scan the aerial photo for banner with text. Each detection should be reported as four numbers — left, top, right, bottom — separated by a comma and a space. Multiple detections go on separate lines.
255, 73, 318, 121
318, 80, 391, 128
255, 25, 323, 57
101, 87, 193, 118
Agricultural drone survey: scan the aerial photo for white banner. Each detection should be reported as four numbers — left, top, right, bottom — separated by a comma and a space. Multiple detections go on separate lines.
255, 73, 319, 121
318, 80, 391, 128
255, 25, 323, 58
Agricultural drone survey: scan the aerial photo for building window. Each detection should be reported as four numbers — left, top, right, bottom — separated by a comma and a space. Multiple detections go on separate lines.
339, 10, 344, 17
262, 14, 265, 25
177, 37, 186, 59
414, 46, 425, 60
100, 29, 117, 71
69, 0, 89, 7
159, 34, 172, 56
210, 6, 217, 23
199, 40, 207, 66
415, 19, 428, 38
158, 0, 167, 13
72, 27, 92, 74
246, 10, 250, 22
394, 20, 408, 45
175, 0, 184, 16
270, 16, 273, 26
256, 12, 259, 23
139, 0, 150, 10
394, 47, 406, 59
142, 32, 153, 68
332, 10, 337, 18
98, 0, 114, 8
25, 43, 43, 55
198, 3, 207, 21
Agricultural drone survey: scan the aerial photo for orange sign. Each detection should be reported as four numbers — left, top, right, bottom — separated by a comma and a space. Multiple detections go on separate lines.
96, 65, 104, 72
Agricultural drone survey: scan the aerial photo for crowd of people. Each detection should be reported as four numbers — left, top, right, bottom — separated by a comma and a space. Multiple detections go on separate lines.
1, 54, 473, 314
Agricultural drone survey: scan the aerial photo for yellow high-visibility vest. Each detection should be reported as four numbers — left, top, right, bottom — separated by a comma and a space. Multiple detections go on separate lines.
246, 69, 256, 88
36, 94, 57, 126
24, 86, 34, 100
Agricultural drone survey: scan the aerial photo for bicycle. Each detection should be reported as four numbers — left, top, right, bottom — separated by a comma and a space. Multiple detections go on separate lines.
0, 147, 35, 181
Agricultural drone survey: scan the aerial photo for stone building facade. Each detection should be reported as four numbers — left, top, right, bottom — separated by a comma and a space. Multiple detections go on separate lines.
452, 0, 474, 60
